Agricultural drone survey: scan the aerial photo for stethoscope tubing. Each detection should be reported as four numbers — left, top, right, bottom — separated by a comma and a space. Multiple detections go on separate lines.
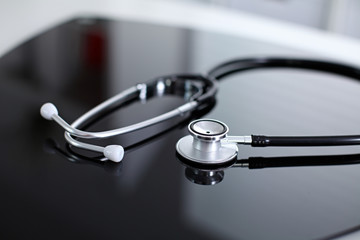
208, 57, 360, 80
207, 57, 360, 147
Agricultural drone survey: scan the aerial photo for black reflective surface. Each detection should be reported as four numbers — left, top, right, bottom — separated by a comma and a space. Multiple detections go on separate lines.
1, 18, 360, 240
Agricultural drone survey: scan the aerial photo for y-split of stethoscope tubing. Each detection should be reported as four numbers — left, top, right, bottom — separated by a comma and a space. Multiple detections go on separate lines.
207, 57, 360, 147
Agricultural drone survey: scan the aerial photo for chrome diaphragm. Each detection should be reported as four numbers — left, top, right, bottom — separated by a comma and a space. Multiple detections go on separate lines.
176, 119, 238, 165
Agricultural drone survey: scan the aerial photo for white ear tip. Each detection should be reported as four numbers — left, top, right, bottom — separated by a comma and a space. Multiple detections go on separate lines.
103, 145, 124, 162
40, 103, 58, 120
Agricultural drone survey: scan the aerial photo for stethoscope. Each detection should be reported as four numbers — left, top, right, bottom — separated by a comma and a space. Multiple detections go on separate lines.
40, 57, 360, 165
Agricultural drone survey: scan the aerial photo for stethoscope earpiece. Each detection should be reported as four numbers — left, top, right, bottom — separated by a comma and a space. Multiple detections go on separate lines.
103, 145, 125, 163
40, 102, 58, 120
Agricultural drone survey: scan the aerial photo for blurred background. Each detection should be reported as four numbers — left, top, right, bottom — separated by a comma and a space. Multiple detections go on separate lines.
169, 0, 360, 39
1, 0, 360, 66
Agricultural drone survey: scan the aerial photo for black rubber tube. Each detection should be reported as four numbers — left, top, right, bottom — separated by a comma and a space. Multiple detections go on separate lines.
251, 135, 360, 147
208, 58, 360, 147
208, 58, 360, 81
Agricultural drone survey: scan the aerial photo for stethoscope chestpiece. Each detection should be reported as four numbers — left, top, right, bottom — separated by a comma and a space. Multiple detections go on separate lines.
176, 119, 238, 165
189, 119, 228, 142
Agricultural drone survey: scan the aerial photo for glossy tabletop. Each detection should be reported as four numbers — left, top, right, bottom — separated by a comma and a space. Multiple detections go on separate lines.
0, 18, 360, 240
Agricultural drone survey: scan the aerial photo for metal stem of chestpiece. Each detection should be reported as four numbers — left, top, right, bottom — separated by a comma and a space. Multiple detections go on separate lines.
176, 119, 240, 165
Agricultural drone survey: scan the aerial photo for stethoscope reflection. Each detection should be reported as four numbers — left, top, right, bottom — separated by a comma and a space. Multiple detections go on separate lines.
46, 138, 360, 183
44, 139, 124, 176
178, 153, 360, 185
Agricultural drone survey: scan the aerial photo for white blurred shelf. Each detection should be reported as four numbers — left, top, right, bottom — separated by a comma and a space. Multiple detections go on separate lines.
0, 0, 360, 65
